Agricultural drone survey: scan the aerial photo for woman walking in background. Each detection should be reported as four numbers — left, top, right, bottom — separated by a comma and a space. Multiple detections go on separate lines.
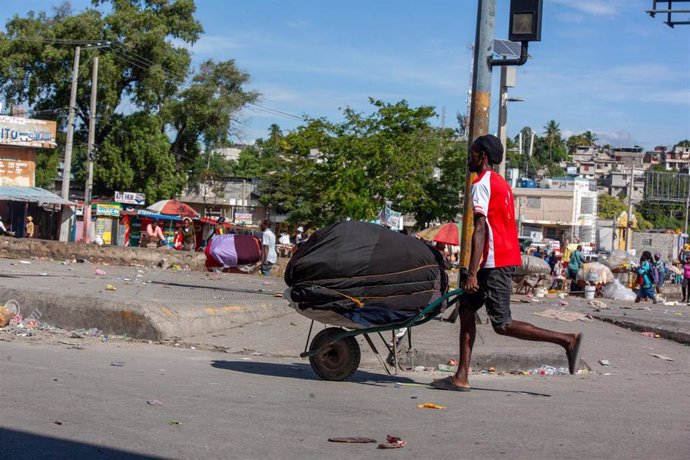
635, 251, 657, 304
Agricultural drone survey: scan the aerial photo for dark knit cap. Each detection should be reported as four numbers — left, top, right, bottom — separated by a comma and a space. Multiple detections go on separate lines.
471, 134, 503, 165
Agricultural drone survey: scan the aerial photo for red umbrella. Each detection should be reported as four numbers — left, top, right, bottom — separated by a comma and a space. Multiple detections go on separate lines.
147, 199, 199, 218
416, 222, 461, 246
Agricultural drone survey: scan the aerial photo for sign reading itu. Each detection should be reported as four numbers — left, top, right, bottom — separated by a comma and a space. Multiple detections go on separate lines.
114, 191, 146, 205
0, 116, 57, 148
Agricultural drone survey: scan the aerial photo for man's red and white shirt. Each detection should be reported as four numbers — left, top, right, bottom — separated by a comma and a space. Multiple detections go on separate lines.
471, 170, 522, 269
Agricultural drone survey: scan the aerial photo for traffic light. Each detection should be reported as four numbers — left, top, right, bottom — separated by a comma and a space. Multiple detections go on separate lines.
508, 0, 543, 42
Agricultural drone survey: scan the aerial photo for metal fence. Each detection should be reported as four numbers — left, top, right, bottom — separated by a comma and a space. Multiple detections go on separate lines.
644, 170, 690, 203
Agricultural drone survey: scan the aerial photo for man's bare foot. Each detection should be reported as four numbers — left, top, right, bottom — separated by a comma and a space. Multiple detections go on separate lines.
430, 375, 471, 392
565, 333, 584, 375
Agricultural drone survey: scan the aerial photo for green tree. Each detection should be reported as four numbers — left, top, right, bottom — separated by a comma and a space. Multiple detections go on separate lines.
0, 0, 202, 146
675, 139, 690, 148
598, 194, 627, 219
94, 112, 184, 202
543, 120, 562, 162
259, 99, 464, 228
164, 59, 259, 170
34, 149, 61, 189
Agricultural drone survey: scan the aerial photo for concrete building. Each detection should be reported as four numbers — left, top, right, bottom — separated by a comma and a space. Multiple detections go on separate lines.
513, 177, 598, 244
179, 176, 268, 227
601, 169, 645, 203
661, 145, 690, 173
0, 114, 73, 239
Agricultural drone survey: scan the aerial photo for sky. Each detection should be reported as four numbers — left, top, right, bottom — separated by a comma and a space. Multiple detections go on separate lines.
1, 0, 689, 149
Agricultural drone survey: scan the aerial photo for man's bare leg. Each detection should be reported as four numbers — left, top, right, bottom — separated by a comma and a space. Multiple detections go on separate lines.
452, 307, 477, 389
495, 320, 575, 349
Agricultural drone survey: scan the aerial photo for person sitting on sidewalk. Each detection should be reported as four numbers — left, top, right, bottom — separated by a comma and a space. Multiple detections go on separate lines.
431, 135, 583, 392
144, 220, 166, 247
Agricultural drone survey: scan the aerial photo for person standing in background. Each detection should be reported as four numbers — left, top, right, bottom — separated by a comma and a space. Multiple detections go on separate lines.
25, 216, 35, 238
260, 219, 277, 276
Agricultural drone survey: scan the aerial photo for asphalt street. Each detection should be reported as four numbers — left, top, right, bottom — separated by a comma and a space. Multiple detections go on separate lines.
1, 333, 689, 459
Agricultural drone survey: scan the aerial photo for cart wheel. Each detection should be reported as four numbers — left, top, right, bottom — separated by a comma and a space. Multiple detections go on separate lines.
309, 327, 361, 381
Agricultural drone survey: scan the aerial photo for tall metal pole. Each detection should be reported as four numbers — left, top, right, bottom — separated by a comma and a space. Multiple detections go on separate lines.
625, 162, 634, 252
684, 176, 690, 235
61, 46, 80, 200
459, 0, 495, 268
497, 67, 508, 178
83, 56, 99, 243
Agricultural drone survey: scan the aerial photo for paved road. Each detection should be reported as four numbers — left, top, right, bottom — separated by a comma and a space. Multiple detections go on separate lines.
1, 332, 688, 459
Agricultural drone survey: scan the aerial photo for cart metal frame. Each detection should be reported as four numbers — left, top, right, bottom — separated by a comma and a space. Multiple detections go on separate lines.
300, 288, 464, 379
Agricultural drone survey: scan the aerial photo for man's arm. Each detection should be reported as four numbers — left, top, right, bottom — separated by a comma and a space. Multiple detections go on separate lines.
465, 213, 487, 293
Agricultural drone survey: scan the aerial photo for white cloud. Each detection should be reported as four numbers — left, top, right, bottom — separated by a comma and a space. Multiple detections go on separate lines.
595, 130, 638, 146
548, 0, 626, 16
190, 35, 244, 55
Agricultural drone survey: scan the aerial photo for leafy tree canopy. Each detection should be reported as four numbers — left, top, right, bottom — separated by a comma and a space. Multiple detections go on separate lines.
258, 99, 464, 228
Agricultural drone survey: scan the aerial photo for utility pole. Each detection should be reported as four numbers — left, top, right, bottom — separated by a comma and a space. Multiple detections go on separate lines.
83, 56, 99, 243
625, 162, 634, 252
459, 0, 496, 268
61, 46, 80, 200
685, 175, 690, 235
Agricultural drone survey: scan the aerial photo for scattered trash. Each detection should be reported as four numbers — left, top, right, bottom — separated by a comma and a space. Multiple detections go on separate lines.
414, 366, 426, 372
664, 301, 678, 306
105, 284, 117, 291
598, 359, 610, 366
436, 364, 457, 372
558, 292, 567, 299
168, 420, 182, 426
169, 264, 182, 271
146, 399, 166, 406
534, 309, 589, 322
416, 403, 445, 409
530, 365, 570, 376
378, 435, 407, 449
649, 353, 673, 361
18, 260, 32, 264
95, 269, 106, 276
53, 421, 63, 426
488, 367, 497, 373
588, 300, 608, 309
448, 358, 459, 366
110, 361, 126, 367
77, 258, 91, 264
328, 437, 377, 443
641, 332, 659, 338
558, 300, 569, 307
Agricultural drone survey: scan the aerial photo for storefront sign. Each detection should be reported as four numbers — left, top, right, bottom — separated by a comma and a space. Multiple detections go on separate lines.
0, 158, 32, 186
114, 191, 145, 205
95, 204, 121, 217
0, 116, 57, 148
234, 212, 253, 225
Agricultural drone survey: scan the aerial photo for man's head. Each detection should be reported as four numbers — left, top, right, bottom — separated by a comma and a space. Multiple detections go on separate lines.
261, 219, 271, 231
469, 134, 503, 173
641, 250, 652, 262
27, 216, 32, 222
654, 252, 662, 261
183, 217, 192, 226
297, 226, 304, 233
576, 245, 583, 251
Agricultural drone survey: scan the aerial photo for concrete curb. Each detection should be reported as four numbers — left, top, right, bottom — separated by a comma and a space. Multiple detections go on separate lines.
591, 312, 690, 345
0, 287, 293, 341
0, 236, 207, 270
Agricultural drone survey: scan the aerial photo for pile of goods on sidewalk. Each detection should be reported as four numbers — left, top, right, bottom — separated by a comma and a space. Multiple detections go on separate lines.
513, 254, 551, 295
284, 221, 447, 328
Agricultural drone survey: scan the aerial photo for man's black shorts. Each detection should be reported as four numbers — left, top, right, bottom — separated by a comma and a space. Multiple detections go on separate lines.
460, 266, 514, 329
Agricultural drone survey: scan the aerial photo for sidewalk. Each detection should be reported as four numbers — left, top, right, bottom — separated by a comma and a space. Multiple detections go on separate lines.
1, 258, 688, 373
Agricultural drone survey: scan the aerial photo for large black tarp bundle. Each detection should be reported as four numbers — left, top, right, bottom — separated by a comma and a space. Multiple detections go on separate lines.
285, 221, 448, 328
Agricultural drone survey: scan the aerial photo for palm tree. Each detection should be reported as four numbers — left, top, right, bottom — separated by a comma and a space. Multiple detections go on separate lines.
543, 120, 562, 161
582, 130, 598, 146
